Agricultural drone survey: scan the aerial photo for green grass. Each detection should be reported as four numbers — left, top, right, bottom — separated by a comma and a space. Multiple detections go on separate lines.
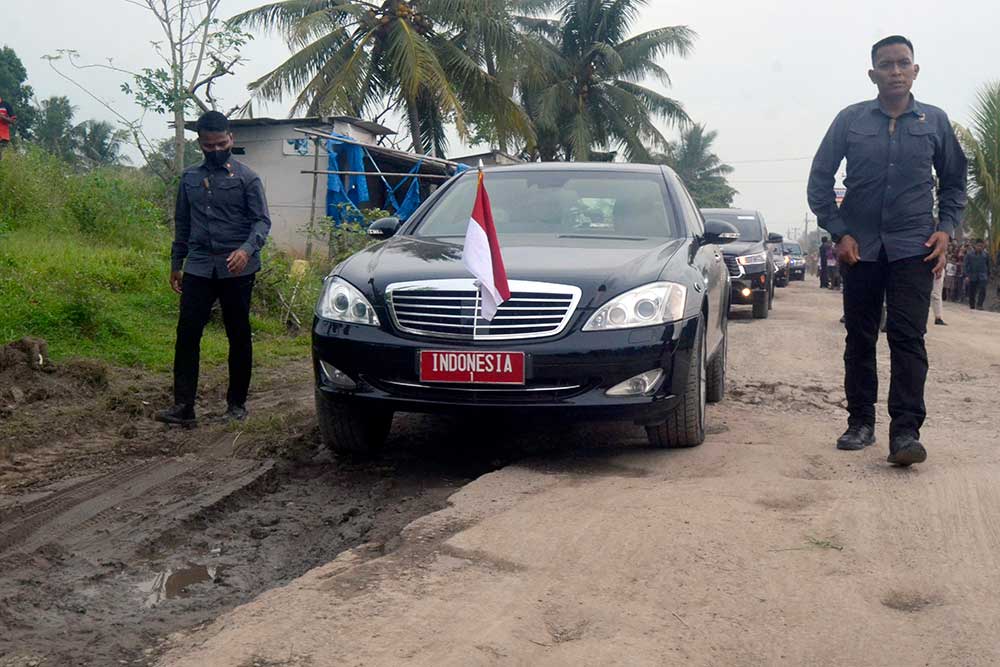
0, 148, 321, 371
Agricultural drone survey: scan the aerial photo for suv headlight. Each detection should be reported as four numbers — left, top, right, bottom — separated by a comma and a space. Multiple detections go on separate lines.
737, 252, 768, 265
317, 276, 380, 326
583, 282, 687, 331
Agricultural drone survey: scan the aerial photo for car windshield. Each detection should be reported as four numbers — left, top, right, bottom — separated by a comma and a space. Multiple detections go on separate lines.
784, 243, 803, 255
414, 170, 680, 239
702, 212, 762, 242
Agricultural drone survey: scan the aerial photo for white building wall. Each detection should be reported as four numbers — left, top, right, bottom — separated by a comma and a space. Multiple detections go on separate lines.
228, 121, 376, 256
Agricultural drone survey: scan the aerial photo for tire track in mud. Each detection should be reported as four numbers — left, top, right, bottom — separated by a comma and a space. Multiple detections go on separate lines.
0, 456, 273, 562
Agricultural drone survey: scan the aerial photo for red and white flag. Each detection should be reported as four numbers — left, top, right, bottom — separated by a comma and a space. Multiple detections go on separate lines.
462, 171, 510, 321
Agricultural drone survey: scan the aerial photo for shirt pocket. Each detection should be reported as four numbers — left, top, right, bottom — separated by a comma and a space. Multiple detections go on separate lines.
845, 122, 882, 167
213, 176, 245, 210
905, 123, 935, 168
182, 174, 207, 208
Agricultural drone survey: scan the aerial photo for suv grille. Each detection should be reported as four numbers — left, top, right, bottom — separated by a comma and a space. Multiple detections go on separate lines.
385, 279, 582, 341
723, 255, 742, 277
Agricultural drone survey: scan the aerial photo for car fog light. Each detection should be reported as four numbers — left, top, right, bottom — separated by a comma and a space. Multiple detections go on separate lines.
320, 360, 357, 390
606, 369, 665, 397
741, 288, 751, 297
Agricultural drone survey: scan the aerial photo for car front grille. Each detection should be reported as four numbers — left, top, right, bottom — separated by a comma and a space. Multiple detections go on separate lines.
723, 255, 742, 277
385, 279, 582, 341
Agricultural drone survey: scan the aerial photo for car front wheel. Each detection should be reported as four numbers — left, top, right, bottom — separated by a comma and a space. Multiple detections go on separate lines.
646, 317, 706, 448
315, 390, 393, 457
706, 323, 726, 404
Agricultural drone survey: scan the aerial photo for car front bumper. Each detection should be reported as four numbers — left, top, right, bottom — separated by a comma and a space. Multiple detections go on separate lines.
729, 265, 769, 304
312, 315, 701, 426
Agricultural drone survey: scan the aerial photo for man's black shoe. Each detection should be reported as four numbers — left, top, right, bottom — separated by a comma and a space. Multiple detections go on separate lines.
934, 318, 947, 325
225, 404, 249, 422
887, 434, 927, 466
836, 424, 876, 451
155, 404, 196, 426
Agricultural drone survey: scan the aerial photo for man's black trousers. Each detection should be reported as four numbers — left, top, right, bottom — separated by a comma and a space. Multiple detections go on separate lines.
842, 252, 933, 439
173, 272, 256, 408
967, 278, 987, 309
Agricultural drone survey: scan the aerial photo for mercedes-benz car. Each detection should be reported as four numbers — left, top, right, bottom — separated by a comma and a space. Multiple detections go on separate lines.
700, 208, 780, 319
312, 164, 738, 455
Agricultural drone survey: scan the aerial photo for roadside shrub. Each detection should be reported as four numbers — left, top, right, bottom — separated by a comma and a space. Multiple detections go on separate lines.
65, 168, 166, 244
253, 242, 327, 331
0, 148, 68, 232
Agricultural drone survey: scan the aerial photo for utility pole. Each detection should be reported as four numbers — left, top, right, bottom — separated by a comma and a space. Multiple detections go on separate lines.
803, 213, 809, 247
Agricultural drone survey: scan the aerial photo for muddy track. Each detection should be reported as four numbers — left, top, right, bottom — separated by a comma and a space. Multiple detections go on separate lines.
0, 391, 531, 667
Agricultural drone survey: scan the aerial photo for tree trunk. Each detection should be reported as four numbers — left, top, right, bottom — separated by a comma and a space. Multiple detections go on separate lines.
173, 102, 186, 176
406, 97, 423, 155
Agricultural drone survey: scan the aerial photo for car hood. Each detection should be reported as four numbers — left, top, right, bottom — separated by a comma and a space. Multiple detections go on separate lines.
721, 240, 765, 256
339, 234, 688, 307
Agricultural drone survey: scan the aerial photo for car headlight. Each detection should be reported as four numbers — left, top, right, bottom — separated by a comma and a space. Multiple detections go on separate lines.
317, 276, 380, 326
737, 252, 768, 265
583, 282, 687, 331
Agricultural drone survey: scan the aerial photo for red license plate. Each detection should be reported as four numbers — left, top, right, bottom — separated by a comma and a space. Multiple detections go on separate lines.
419, 350, 525, 385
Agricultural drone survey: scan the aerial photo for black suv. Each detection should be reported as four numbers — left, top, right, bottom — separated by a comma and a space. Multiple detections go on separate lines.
700, 208, 779, 319
781, 241, 807, 281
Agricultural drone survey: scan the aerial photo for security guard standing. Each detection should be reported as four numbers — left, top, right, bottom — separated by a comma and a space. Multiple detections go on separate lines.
807, 35, 967, 466
156, 111, 271, 426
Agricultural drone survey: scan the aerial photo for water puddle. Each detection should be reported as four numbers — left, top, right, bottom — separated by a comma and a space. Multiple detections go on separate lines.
138, 563, 221, 607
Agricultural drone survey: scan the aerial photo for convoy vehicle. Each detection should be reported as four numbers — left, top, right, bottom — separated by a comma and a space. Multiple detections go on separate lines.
700, 208, 779, 319
782, 242, 807, 281
312, 164, 738, 454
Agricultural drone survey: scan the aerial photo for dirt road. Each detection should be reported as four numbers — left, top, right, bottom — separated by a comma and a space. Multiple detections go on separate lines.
3, 282, 999, 666
146, 282, 1000, 667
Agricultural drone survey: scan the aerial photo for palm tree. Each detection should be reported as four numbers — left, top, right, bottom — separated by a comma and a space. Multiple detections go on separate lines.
955, 81, 1000, 308
520, 0, 694, 161
651, 123, 736, 208
426, 0, 557, 153
229, 0, 533, 156
955, 82, 1000, 257
74, 120, 131, 168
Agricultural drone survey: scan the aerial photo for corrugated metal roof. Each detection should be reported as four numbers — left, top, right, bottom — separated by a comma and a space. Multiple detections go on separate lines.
179, 115, 395, 136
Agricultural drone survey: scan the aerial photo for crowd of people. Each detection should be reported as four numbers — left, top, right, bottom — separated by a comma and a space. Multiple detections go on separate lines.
811, 236, 994, 316
943, 239, 993, 310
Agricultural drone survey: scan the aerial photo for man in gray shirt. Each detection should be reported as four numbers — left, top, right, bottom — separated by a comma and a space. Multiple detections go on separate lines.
156, 111, 271, 426
807, 35, 967, 466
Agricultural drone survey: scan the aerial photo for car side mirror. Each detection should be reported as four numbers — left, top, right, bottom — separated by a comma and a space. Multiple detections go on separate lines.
368, 216, 401, 238
702, 219, 740, 245
767, 232, 784, 243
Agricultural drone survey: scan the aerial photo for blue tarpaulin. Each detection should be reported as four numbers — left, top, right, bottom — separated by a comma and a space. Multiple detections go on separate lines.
325, 136, 369, 224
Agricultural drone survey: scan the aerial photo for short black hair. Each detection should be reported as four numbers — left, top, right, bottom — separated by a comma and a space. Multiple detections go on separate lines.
196, 110, 230, 134
871, 35, 914, 66
821, 236, 829, 242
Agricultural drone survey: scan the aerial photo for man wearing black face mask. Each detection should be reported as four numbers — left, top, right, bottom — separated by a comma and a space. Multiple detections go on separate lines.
156, 111, 271, 426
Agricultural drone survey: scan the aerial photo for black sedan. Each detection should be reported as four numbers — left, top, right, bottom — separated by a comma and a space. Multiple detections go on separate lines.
312, 164, 738, 454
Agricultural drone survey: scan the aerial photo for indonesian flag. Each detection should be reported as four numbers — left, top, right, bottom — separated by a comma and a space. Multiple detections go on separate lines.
462, 171, 511, 321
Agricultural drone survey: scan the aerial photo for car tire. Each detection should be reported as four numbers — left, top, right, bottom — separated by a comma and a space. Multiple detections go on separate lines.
646, 317, 706, 449
706, 321, 726, 404
752, 291, 769, 319
315, 389, 392, 457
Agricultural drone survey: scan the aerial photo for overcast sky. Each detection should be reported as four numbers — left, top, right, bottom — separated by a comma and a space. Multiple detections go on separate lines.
5, 0, 999, 237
